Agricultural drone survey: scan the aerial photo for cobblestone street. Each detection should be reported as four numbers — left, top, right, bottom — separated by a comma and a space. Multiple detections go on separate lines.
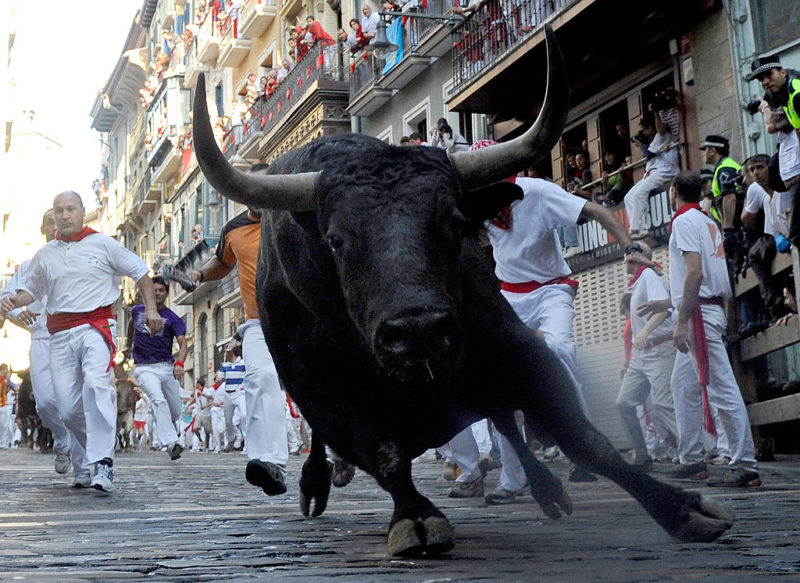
1, 448, 800, 581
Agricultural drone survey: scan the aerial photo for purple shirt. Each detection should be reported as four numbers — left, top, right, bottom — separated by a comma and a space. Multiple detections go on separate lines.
130, 304, 186, 364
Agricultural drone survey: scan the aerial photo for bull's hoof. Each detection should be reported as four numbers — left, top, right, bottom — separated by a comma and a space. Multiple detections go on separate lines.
535, 487, 573, 520
671, 495, 734, 542
387, 517, 455, 557
299, 460, 333, 517
331, 460, 356, 488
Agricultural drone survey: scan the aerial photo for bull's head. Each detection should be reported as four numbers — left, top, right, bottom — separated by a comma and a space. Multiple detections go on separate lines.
193, 25, 568, 380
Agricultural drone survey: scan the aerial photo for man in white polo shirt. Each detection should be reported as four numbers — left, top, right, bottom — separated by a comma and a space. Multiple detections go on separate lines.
644, 172, 759, 487
1, 191, 163, 492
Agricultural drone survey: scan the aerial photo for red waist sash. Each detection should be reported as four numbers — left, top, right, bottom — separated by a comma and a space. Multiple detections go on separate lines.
47, 306, 116, 371
500, 277, 579, 294
691, 297, 724, 436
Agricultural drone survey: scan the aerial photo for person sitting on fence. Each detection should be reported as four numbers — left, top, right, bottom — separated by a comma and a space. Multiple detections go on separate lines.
740, 154, 794, 323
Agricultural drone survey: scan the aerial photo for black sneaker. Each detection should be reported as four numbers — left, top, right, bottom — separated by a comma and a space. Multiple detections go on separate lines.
707, 468, 761, 487
246, 459, 287, 496
168, 443, 183, 461
666, 461, 709, 480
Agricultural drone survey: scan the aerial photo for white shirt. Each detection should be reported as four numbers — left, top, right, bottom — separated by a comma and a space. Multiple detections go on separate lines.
2, 259, 49, 339
134, 398, 148, 422
19, 233, 149, 315
194, 387, 214, 418
669, 207, 732, 308
486, 178, 586, 283
630, 267, 675, 344
361, 12, 379, 36
777, 128, 800, 182
743, 181, 791, 237
646, 131, 680, 178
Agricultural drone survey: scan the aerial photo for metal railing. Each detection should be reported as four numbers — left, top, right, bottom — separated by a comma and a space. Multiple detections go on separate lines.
224, 43, 349, 158
451, 0, 573, 89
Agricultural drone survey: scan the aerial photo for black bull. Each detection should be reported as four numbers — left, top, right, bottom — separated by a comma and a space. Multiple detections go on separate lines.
193, 26, 733, 556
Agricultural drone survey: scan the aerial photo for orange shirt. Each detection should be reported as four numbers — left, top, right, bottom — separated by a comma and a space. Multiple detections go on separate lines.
215, 211, 261, 320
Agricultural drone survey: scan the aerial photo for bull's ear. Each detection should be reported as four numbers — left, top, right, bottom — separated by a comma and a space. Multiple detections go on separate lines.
458, 182, 524, 224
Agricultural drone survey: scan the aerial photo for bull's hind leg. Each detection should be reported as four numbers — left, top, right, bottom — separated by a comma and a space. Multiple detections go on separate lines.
490, 412, 572, 519
507, 336, 734, 542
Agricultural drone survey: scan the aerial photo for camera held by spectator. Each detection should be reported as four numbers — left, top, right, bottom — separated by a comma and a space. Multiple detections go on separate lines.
746, 98, 763, 116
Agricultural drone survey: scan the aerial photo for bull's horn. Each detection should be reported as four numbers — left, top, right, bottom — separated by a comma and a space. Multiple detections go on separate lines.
192, 74, 318, 211
449, 24, 569, 187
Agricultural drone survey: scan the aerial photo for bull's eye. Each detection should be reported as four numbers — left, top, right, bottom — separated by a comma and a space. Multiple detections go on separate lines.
327, 234, 344, 252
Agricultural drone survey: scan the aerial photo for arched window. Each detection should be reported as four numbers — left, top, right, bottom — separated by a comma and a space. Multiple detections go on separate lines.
214, 306, 225, 344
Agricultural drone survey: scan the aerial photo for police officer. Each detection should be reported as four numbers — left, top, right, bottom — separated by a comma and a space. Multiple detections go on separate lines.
699, 135, 742, 267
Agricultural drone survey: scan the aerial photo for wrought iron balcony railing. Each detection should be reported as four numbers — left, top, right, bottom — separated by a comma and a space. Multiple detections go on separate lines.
451, 0, 573, 90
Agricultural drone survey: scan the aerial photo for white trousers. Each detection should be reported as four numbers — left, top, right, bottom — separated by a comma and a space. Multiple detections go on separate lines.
223, 389, 247, 444
448, 422, 483, 484
211, 406, 226, 449
134, 362, 182, 447
0, 405, 12, 448
30, 337, 72, 453
624, 171, 673, 231
241, 319, 288, 466
616, 342, 678, 455
496, 411, 528, 491
50, 322, 117, 474
670, 304, 757, 469
501, 284, 588, 415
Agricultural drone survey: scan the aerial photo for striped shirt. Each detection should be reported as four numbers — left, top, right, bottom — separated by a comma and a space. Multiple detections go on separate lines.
219, 357, 246, 392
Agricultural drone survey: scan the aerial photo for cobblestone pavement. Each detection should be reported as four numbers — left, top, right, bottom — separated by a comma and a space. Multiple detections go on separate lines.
1, 447, 799, 582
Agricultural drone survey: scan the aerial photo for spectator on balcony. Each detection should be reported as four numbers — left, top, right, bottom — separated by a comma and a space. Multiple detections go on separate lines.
397, 0, 420, 52
407, 132, 427, 146
277, 60, 292, 82
625, 116, 680, 240
303, 16, 335, 48
226, 0, 243, 37
195, 0, 209, 26
429, 118, 470, 154
399, 135, 411, 146
191, 224, 205, 244
454, 0, 510, 57
349, 18, 369, 51
601, 150, 633, 208
256, 75, 268, 100
361, 4, 380, 42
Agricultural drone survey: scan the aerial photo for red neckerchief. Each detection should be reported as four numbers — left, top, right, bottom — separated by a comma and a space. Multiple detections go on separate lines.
490, 176, 517, 230
669, 203, 704, 232
56, 226, 97, 242
627, 263, 663, 287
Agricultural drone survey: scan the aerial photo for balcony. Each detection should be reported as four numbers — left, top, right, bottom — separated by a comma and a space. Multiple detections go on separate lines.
223, 43, 350, 161
184, 49, 210, 89
347, 56, 393, 117
196, 14, 220, 63
218, 22, 252, 68
151, 138, 182, 184
133, 171, 161, 214
239, 0, 277, 39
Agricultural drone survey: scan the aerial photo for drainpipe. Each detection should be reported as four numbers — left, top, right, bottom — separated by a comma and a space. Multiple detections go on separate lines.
723, 0, 771, 157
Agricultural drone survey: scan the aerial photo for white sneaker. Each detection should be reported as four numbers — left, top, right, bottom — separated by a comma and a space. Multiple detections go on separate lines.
54, 451, 71, 474
563, 246, 582, 259
90, 461, 114, 493
72, 473, 91, 488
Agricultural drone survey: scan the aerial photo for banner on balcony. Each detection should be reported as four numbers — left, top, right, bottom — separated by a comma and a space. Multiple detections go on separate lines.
382, 19, 404, 75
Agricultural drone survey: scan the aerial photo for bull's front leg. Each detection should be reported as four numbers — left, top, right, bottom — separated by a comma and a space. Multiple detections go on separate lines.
364, 440, 455, 557
505, 335, 734, 542
299, 432, 333, 517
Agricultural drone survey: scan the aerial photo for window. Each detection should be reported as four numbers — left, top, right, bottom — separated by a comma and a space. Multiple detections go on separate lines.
402, 97, 431, 141
198, 313, 208, 371
751, 0, 800, 52
214, 306, 225, 343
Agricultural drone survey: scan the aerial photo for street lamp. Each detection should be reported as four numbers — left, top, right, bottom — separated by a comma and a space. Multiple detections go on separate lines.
366, 11, 464, 59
